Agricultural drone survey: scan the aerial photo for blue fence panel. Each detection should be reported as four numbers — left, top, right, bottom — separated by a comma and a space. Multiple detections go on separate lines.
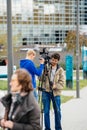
81, 46, 87, 79
65, 55, 73, 88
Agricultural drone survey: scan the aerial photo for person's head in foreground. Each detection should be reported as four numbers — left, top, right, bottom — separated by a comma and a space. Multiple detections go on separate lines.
0, 69, 41, 130
10, 68, 33, 93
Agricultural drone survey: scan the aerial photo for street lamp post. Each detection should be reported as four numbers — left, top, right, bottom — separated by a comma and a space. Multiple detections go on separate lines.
7, 0, 13, 92
76, 0, 80, 98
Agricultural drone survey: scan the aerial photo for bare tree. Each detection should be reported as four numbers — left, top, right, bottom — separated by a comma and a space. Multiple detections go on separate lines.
64, 31, 87, 53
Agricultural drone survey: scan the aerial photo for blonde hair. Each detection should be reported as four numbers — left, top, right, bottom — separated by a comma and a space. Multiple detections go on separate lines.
26, 49, 36, 57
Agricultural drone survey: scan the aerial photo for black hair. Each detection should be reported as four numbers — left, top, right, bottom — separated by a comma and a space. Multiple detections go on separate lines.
51, 53, 60, 61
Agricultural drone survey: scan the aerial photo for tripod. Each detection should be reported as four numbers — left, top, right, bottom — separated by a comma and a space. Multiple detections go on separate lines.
38, 63, 48, 129
38, 63, 62, 130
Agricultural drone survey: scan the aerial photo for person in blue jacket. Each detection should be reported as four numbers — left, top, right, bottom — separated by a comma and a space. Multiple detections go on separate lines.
20, 49, 44, 101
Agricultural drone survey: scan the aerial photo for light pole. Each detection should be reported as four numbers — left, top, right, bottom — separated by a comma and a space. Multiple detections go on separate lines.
76, 0, 80, 98
7, 0, 13, 92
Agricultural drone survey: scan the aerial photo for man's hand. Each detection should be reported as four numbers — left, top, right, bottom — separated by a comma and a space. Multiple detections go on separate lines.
39, 58, 45, 64
52, 84, 57, 90
0, 119, 13, 129
0, 119, 5, 127
4, 120, 13, 129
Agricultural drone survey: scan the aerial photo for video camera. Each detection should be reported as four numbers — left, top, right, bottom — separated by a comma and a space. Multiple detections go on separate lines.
39, 48, 50, 64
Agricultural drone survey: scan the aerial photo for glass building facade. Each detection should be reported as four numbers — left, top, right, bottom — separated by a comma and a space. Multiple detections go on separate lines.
0, 0, 87, 46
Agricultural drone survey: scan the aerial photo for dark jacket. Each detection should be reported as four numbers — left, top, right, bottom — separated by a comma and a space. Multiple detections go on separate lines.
1, 92, 41, 130
20, 59, 44, 88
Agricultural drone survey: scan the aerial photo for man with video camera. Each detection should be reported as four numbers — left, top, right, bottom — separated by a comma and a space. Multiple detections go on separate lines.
20, 49, 44, 101
42, 52, 65, 130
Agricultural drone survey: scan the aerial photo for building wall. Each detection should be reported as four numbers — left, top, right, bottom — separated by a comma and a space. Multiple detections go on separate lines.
0, 0, 86, 67
0, 0, 87, 45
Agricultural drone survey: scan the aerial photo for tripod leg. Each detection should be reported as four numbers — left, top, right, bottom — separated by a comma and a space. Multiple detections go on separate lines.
38, 89, 44, 130
40, 108, 44, 129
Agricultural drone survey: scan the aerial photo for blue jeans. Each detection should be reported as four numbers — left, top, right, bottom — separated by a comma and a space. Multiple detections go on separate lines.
42, 91, 62, 130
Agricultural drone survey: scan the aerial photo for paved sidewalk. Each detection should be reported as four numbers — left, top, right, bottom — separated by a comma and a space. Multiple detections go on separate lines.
61, 86, 87, 130
43, 87, 87, 130
0, 87, 87, 130
0, 90, 7, 118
